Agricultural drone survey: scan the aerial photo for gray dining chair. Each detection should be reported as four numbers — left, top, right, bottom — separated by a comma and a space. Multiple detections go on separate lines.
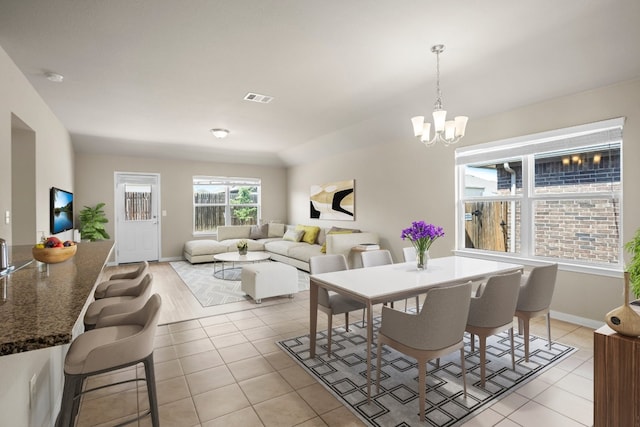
84, 273, 153, 330
310, 254, 366, 356
94, 261, 150, 299
376, 282, 472, 422
515, 263, 558, 362
465, 271, 522, 387
57, 294, 162, 427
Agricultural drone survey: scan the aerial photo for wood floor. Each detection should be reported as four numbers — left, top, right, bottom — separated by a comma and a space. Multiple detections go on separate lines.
102, 261, 311, 325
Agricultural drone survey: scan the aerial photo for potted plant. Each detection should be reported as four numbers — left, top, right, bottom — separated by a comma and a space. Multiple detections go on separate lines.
237, 239, 248, 255
626, 227, 640, 302
79, 203, 111, 241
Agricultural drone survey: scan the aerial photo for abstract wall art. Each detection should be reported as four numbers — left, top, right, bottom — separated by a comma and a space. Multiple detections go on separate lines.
310, 180, 354, 220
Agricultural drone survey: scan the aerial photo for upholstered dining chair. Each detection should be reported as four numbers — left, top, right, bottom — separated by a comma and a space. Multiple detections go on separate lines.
515, 263, 558, 362
376, 282, 472, 422
94, 261, 149, 299
362, 249, 418, 311
465, 271, 522, 387
402, 246, 417, 263
401, 247, 422, 311
310, 254, 366, 356
84, 273, 153, 330
360, 249, 394, 268
57, 294, 162, 427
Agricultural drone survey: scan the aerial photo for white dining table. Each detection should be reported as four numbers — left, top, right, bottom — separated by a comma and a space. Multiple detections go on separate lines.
309, 255, 524, 399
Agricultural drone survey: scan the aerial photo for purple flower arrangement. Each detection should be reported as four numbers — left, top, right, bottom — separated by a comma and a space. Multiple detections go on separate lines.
401, 220, 445, 254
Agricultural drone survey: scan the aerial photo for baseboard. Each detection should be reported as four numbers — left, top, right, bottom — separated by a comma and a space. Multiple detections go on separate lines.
551, 310, 604, 330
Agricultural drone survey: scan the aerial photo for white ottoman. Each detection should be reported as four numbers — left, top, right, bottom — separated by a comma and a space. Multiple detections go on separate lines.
241, 263, 298, 304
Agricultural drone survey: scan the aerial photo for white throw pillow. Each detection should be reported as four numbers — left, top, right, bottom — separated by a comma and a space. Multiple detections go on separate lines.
283, 229, 304, 242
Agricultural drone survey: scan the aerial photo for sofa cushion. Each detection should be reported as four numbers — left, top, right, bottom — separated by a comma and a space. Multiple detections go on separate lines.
264, 240, 307, 257
296, 225, 321, 244
184, 240, 227, 256
219, 239, 265, 252
267, 223, 286, 238
287, 244, 323, 263
249, 224, 268, 239
217, 226, 251, 241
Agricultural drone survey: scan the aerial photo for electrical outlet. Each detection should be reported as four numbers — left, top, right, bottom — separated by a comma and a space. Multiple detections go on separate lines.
29, 373, 37, 408
4, 210, 9, 225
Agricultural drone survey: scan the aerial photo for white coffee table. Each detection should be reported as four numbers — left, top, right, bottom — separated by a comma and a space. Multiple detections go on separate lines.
213, 251, 271, 280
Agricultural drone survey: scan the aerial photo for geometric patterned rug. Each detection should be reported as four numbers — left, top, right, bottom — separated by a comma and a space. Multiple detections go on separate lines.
169, 260, 309, 307
278, 314, 575, 427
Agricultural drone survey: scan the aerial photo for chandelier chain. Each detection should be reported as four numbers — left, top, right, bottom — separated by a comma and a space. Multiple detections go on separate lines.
434, 48, 442, 111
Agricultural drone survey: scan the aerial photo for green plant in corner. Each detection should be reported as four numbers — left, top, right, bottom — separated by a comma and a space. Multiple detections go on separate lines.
79, 203, 110, 241
625, 227, 640, 299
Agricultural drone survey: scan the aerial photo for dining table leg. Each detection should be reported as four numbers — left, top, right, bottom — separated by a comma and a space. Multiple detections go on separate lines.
309, 279, 318, 359
366, 300, 374, 401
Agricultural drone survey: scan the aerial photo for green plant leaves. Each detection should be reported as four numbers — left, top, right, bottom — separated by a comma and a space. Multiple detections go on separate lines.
79, 203, 111, 241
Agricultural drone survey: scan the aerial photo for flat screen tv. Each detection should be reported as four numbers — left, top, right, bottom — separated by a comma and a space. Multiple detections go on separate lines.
50, 187, 74, 234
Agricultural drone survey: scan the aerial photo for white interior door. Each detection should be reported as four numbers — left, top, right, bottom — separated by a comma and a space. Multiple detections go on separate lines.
115, 173, 160, 264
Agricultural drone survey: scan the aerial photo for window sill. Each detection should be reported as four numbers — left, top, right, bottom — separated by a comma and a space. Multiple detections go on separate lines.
452, 249, 624, 278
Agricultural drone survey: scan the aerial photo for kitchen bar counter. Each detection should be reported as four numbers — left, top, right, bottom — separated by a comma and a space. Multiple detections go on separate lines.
0, 241, 114, 355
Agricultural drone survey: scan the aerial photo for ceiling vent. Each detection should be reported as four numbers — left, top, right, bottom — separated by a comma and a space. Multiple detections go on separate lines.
244, 92, 273, 104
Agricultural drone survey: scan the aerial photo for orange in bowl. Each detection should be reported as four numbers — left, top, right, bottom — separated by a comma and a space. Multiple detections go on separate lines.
32, 245, 77, 264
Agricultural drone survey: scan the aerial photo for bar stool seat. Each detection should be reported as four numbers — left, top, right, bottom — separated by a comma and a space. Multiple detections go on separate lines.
57, 294, 162, 427
94, 261, 149, 299
84, 273, 152, 330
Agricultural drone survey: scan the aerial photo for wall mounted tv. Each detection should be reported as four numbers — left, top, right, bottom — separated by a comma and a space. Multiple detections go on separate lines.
50, 187, 74, 234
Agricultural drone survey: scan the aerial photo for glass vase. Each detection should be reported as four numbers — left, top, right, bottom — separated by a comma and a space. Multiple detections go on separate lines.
416, 249, 428, 270
238, 248, 247, 255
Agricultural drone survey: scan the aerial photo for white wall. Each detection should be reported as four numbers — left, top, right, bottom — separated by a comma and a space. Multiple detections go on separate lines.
288, 78, 640, 326
0, 45, 74, 426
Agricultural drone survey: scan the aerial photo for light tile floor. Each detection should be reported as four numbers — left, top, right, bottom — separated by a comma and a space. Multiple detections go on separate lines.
75, 263, 595, 427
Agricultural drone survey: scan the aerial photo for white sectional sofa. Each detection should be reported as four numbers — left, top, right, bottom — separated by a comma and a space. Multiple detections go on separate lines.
183, 224, 379, 272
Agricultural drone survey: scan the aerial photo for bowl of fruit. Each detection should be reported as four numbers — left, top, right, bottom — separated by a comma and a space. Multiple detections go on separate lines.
32, 237, 77, 264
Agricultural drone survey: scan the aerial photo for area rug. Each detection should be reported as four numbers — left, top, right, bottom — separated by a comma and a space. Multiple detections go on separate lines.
169, 260, 309, 307
278, 316, 575, 427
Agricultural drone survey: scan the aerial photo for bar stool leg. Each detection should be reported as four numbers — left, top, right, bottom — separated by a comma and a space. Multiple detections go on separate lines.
57, 374, 82, 427
143, 354, 160, 427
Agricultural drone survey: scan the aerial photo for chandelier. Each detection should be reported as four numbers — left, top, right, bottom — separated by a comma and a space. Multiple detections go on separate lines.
411, 44, 468, 146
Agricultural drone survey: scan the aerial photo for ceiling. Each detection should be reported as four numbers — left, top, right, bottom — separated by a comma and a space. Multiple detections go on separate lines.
1, 0, 639, 166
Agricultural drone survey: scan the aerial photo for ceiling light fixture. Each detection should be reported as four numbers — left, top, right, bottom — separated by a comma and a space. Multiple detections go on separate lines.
45, 72, 64, 83
210, 128, 230, 139
411, 44, 468, 146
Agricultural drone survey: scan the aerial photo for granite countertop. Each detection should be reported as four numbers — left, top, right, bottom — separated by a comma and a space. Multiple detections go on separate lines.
0, 241, 114, 355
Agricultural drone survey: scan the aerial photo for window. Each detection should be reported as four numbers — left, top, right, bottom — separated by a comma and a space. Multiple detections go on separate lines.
193, 176, 261, 234
455, 118, 623, 271
124, 184, 152, 221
